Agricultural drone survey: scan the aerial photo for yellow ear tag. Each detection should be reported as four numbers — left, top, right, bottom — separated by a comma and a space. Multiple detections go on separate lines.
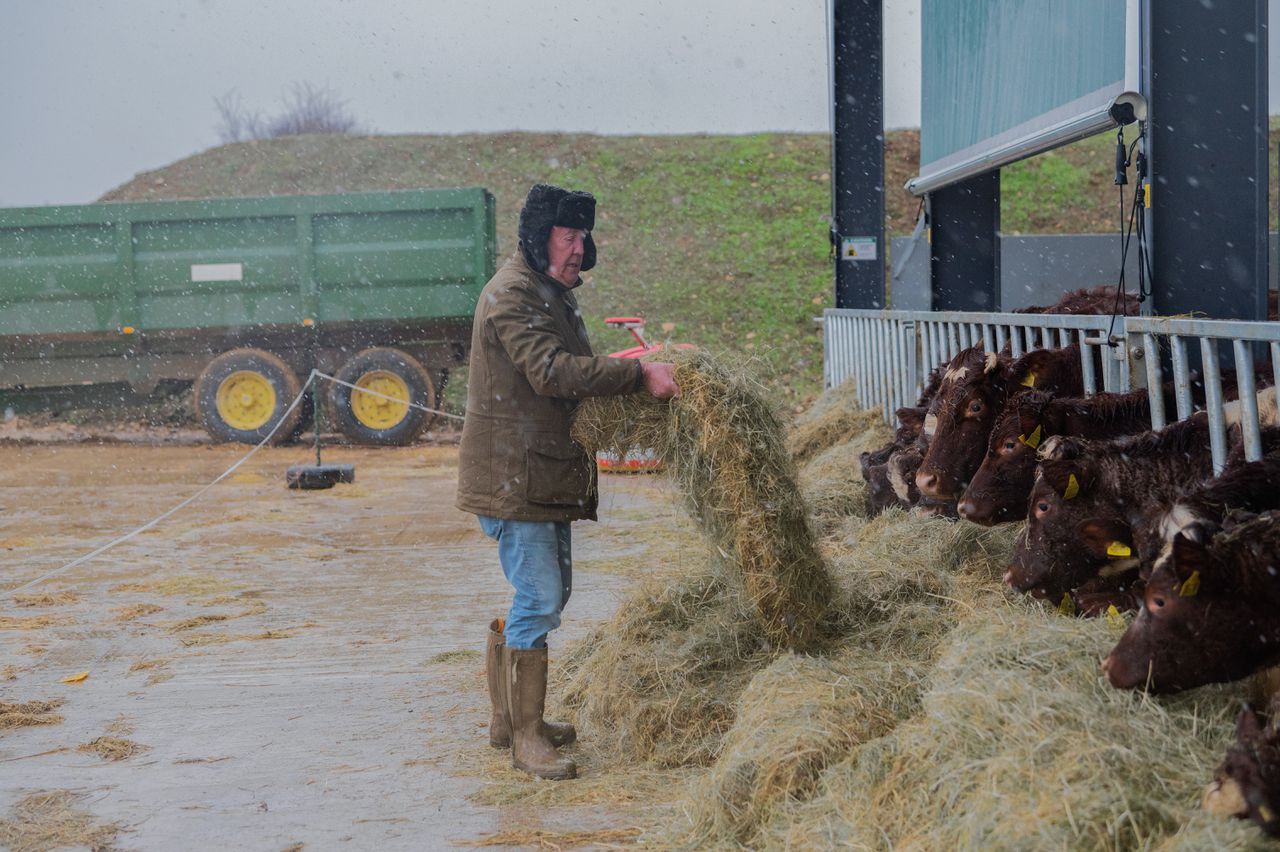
1260, 804, 1276, 823
1021, 371, 1037, 388
1178, 570, 1201, 598
1063, 473, 1080, 500
1057, 592, 1076, 616
1106, 541, 1132, 558
1018, 424, 1043, 449
1106, 604, 1124, 628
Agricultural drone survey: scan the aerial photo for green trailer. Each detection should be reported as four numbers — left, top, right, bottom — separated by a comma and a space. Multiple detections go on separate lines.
0, 188, 496, 444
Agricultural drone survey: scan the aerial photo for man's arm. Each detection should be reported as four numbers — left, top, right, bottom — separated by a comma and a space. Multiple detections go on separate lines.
488, 292, 643, 399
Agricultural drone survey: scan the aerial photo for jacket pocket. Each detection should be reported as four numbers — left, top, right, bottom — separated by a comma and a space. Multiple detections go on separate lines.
524, 433, 592, 507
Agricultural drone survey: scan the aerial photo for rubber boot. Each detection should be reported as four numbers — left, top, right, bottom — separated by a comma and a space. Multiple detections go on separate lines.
485, 619, 575, 748
504, 645, 577, 780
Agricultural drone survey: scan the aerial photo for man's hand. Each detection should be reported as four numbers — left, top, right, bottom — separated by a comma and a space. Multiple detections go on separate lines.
640, 362, 680, 399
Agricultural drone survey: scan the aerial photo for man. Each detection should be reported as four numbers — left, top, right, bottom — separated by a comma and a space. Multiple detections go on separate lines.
456, 184, 679, 780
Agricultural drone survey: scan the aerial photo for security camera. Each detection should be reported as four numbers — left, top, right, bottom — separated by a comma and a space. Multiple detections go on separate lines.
1109, 91, 1148, 126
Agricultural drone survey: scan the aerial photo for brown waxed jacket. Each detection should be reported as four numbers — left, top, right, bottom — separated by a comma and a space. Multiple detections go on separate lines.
455, 252, 644, 522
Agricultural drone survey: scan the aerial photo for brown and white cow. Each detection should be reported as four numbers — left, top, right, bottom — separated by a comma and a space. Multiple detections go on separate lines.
1103, 511, 1280, 693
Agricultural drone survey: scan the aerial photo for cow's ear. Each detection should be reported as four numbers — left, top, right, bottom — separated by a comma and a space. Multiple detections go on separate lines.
1041, 459, 1095, 499
1237, 704, 1264, 741
1170, 532, 1208, 596
1010, 348, 1054, 389
896, 406, 925, 432
1077, 519, 1134, 559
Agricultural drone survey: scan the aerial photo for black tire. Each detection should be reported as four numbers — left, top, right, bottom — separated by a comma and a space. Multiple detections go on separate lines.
194, 348, 304, 445
329, 347, 435, 446
284, 388, 316, 444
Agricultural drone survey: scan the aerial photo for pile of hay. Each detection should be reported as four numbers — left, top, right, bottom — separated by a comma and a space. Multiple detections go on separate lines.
677, 511, 1017, 847
0, 791, 121, 852
784, 378, 886, 466
559, 567, 769, 768
574, 350, 831, 652
78, 736, 149, 761
0, 699, 64, 730
752, 607, 1258, 849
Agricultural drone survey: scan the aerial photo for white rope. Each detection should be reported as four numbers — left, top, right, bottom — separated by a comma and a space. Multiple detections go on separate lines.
9, 369, 468, 594
315, 370, 466, 423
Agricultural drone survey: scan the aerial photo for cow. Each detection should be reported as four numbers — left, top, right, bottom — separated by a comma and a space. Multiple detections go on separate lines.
1102, 511, 1280, 693
1203, 703, 1280, 838
860, 369, 943, 515
1161, 450, 1280, 545
914, 343, 1090, 504
1005, 413, 1220, 602
1009, 411, 1280, 608
1014, 285, 1141, 316
958, 388, 1161, 526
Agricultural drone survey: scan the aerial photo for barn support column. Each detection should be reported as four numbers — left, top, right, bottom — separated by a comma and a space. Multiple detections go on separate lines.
930, 172, 1001, 311
831, 0, 885, 309
1144, 0, 1269, 320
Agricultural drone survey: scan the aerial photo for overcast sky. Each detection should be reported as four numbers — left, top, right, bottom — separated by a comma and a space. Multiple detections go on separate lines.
0, 0, 927, 207
4, 1, 1278, 209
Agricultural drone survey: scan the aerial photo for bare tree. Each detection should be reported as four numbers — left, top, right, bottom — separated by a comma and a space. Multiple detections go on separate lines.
213, 90, 264, 143
213, 83, 363, 143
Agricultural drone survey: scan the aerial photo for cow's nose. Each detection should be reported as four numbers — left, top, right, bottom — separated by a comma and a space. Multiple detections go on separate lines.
957, 498, 977, 520
916, 470, 939, 496
1003, 568, 1015, 586
1100, 654, 1114, 678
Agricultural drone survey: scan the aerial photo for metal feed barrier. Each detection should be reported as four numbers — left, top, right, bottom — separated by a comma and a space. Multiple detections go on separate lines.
1126, 316, 1280, 473
823, 308, 1279, 472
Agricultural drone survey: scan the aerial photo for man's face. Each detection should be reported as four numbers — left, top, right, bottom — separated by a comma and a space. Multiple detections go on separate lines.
545, 225, 588, 287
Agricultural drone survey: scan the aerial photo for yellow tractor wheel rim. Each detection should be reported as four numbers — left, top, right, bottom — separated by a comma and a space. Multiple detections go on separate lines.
215, 370, 277, 431
351, 370, 411, 430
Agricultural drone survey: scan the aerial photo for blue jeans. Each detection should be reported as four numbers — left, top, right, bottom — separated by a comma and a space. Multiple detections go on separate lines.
478, 516, 572, 649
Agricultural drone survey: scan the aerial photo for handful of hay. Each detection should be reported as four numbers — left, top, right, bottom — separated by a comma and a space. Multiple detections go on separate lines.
573, 350, 831, 651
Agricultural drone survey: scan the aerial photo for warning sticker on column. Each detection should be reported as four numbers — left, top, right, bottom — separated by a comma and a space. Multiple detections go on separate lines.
840, 237, 877, 261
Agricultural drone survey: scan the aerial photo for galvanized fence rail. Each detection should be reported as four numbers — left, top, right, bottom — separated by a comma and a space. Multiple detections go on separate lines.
1127, 316, 1280, 473
823, 308, 1278, 473
823, 308, 1129, 424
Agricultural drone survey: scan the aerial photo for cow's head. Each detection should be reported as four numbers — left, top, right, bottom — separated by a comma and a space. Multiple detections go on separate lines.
1005, 457, 1136, 599
1203, 706, 1280, 837
1103, 532, 1263, 693
915, 346, 1009, 501
959, 391, 1058, 525
863, 456, 908, 514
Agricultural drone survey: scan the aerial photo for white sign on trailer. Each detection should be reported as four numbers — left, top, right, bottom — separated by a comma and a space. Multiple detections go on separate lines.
191, 263, 244, 282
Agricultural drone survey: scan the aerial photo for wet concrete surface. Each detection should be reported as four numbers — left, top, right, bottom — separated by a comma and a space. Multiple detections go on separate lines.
0, 442, 683, 849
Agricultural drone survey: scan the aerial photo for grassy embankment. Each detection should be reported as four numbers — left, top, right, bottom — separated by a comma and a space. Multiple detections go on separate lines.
97, 128, 1280, 417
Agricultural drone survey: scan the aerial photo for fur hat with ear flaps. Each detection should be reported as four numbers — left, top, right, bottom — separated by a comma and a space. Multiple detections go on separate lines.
517, 183, 597, 275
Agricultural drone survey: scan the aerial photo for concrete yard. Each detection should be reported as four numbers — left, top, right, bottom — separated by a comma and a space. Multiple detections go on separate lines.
0, 439, 686, 850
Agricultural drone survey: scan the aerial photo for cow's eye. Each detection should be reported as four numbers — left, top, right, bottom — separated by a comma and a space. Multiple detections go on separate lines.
1036, 501, 1050, 514
1152, 596, 1166, 609
1003, 440, 1017, 452
968, 401, 983, 415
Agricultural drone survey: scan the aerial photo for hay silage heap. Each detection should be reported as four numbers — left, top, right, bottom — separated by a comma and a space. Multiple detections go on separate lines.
566, 351, 1263, 849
